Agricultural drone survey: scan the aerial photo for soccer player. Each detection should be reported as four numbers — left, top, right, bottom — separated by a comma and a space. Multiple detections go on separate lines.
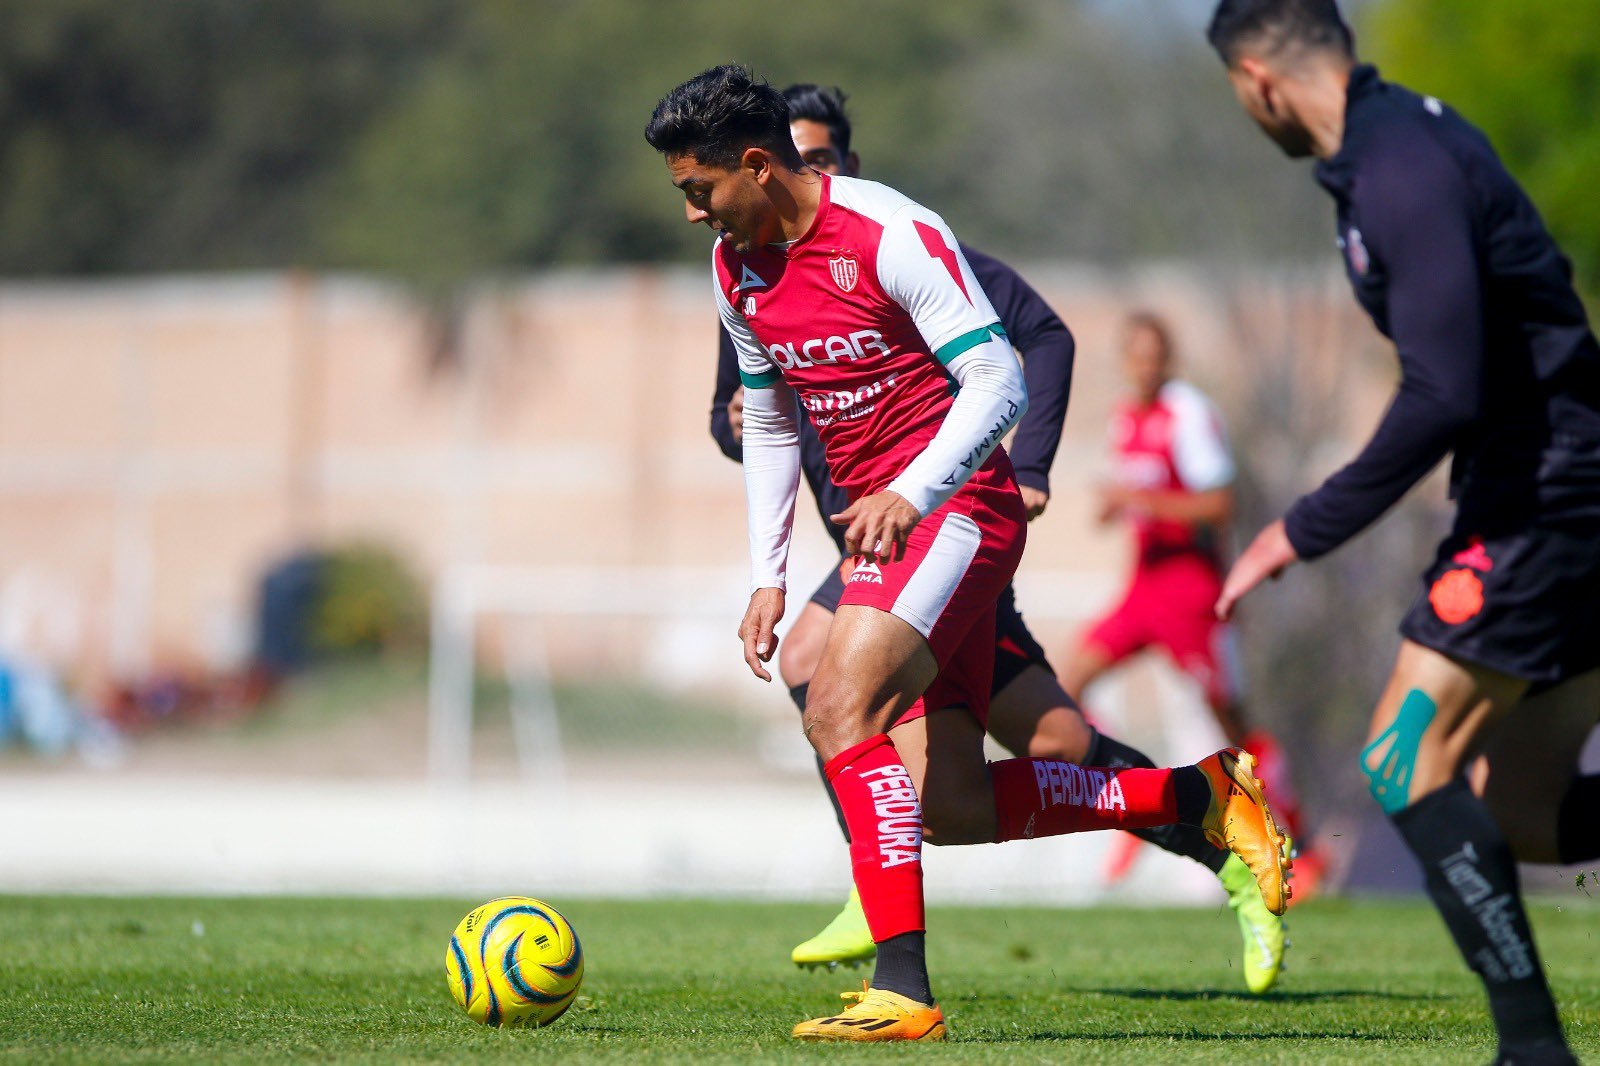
648, 65, 1289, 1042
1060, 311, 1317, 886
1207, 3, 1600, 1062
711, 84, 1288, 994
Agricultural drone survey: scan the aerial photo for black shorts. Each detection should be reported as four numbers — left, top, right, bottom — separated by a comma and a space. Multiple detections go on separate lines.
808, 562, 1051, 697
1400, 435, 1600, 684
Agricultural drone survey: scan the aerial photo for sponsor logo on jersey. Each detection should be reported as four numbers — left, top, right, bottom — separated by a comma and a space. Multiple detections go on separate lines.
858, 763, 921, 868
828, 252, 859, 294
743, 295, 757, 317
737, 264, 767, 291
802, 372, 900, 423
848, 560, 884, 585
766, 329, 890, 370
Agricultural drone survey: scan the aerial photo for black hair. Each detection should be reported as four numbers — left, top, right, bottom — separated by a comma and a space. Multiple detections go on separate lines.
781, 83, 852, 156
1206, 0, 1354, 65
645, 64, 802, 169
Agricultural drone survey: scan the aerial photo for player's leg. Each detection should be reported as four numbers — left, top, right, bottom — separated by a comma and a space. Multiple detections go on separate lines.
783, 565, 877, 971
1363, 639, 1574, 1063
1471, 668, 1600, 864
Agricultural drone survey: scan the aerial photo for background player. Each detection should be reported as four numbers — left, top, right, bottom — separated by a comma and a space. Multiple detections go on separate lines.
1060, 311, 1318, 887
710, 83, 1287, 994
1208, 2, 1600, 1062
650, 64, 1289, 1042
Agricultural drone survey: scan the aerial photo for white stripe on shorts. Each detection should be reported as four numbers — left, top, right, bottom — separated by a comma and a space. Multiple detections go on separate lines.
891, 512, 982, 638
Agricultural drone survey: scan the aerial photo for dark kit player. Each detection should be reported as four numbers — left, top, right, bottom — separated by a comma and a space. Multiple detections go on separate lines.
1208, 2, 1600, 1063
710, 83, 1285, 993
648, 65, 1289, 1042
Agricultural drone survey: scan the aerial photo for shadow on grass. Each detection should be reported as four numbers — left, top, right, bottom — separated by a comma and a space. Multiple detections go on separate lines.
1018, 1029, 1400, 1043
1057, 987, 1445, 1004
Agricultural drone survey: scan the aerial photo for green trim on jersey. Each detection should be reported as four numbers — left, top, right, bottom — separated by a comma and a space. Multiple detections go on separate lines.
934, 321, 1008, 365
739, 367, 782, 389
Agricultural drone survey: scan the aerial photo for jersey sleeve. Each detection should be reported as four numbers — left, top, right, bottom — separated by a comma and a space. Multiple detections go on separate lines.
1283, 137, 1485, 560
876, 206, 1006, 363
713, 252, 799, 591
709, 325, 743, 462
1166, 383, 1235, 492
967, 247, 1075, 494
713, 260, 782, 391
877, 207, 1028, 515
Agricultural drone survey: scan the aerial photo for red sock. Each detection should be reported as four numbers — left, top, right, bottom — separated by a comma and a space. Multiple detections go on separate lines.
824, 735, 924, 942
991, 758, 1184, 842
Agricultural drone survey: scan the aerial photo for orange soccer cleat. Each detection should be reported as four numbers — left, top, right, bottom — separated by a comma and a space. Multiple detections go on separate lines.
1197, 747, 1291, 916
791, 984, 947, 1042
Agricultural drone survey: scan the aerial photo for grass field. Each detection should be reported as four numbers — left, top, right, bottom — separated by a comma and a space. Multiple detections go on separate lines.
1, 896, 1595, 1063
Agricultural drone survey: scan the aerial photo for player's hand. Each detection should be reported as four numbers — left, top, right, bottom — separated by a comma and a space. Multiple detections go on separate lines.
1095, 483, 1130, 524
1216, 518, 1298, 621
831, 491, 921, 564
738, 587, 785, 682
728, 386, 745, 445
1020, 485, 1049, 521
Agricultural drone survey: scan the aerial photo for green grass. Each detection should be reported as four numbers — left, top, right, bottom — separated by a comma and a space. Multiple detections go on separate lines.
0, 896, 1596, 1063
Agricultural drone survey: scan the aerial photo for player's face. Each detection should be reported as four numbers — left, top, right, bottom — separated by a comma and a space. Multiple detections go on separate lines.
666, 150, 777, 255
1227, 62, 1315, 159
1123, 324, 1171, 404
790, 119, 858, 177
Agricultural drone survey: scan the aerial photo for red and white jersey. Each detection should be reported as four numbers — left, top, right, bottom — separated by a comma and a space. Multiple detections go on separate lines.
715, 173, 1016, 505
1109, 379, 1235, 565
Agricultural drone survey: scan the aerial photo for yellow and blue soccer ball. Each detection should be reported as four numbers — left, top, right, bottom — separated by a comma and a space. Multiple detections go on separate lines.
445, 896, 584, 1027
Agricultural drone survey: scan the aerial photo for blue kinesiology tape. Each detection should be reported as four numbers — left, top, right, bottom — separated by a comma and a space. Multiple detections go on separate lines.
1360, 689, 1437, 814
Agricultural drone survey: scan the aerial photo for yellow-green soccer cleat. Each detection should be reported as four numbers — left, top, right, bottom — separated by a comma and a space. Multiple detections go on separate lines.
791, 984, 946, 1042
1197, 747, 1292, 915
1219, 851, 1287, 994
791, 887, 876, 970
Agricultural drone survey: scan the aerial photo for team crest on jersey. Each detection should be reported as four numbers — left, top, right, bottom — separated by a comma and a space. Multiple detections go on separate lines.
1343, 226, 1370, 276
828, 252, 860, 294
737, 264, 767, 291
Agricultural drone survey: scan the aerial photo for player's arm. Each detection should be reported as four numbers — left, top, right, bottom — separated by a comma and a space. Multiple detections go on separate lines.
1220, 140, 1485, 618
1281, 142, 1485, 561
969, 248, 1075, 519
709, 325, 744, 462
833, 208, 1028, 561
716, 273, 799, 680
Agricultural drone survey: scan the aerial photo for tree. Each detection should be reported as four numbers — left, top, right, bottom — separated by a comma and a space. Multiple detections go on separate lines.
1364, 0, 1600, 299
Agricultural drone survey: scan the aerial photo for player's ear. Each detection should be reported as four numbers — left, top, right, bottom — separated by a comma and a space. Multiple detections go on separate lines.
741, 146, 772, 185
1235, 56, 1274, 107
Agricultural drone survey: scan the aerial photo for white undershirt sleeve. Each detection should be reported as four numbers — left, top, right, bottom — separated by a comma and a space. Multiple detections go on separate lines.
714, 254, 799, 592
1165, 381, 1236, 491
886, 336, 1028, 515
876, 205, 1029, 515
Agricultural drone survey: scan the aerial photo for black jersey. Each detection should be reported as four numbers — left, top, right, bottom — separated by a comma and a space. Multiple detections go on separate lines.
1284, 65, 1600, 561
711, 243, 1074, 554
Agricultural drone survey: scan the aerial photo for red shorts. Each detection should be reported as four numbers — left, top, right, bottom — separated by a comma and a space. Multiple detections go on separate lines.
1082, 552, 1240, 708
838, 475, 1026, 727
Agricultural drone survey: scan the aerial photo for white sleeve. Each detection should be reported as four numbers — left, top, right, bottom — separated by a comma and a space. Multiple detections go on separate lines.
715, 261, 799, 592
876, 205, 1028, 515
1166, 382, 1236, 491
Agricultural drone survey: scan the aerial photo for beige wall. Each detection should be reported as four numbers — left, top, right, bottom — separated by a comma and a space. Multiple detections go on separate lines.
0, 266, 1390, 682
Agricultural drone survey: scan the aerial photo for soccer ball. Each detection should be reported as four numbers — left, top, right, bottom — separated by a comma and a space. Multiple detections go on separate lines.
445, 896, 585, 1027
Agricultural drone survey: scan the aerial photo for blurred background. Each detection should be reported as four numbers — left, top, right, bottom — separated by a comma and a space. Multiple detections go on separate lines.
0, 0, 1595, 901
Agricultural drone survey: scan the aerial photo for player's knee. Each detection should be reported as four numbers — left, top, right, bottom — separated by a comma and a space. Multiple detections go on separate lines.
797, 673, 864, 758
777, 629, 823, 689
1023, 711, 1093, 763
1360, 689, 1439, 814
